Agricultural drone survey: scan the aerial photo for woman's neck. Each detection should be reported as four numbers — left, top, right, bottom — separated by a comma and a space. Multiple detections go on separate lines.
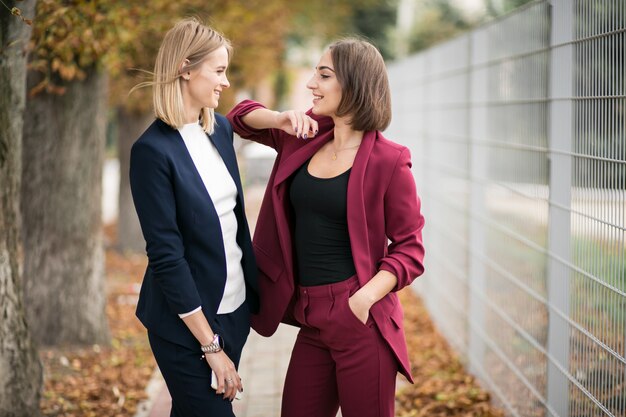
183, 105, 201, 124
332, 117, 363, 148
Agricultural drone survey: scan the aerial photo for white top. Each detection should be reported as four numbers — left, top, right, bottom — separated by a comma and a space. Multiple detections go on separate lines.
177, 122, 246, 316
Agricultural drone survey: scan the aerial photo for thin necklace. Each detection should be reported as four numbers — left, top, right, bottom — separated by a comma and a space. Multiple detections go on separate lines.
331, 143, 360, 161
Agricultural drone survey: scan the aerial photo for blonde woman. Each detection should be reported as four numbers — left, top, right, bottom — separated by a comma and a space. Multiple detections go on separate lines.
129, 18, 258, 415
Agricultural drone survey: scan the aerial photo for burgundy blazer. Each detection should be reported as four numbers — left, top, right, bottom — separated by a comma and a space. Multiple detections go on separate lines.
227, 100, 425, 382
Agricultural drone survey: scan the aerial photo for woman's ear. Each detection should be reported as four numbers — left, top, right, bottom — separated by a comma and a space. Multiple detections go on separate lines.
180, 58, 191, 80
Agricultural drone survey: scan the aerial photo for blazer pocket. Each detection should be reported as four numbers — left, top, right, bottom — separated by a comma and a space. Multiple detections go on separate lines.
253, 243, 284, 283
390, 303, 404, 329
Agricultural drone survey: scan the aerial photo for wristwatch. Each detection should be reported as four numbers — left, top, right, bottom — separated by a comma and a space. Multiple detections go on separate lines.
201, 334, 223, 354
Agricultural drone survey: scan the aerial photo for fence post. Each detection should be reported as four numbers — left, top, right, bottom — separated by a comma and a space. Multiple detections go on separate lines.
547, 0, 573, 415
467, 29, 487, 377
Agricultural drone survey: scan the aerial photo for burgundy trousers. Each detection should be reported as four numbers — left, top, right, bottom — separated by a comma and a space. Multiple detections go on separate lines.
281, 275, 398, 417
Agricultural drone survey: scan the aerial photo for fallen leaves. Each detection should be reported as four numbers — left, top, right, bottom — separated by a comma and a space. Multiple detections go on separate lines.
40, 246, 154, 417
397, 289, 504, 417
39, 224, 504, 416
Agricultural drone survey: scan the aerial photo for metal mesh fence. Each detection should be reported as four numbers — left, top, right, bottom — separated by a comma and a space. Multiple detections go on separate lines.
386, 1, 625, 416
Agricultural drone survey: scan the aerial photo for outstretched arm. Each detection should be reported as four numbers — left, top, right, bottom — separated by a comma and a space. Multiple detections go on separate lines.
227, 99, 330, 151
240, 107, 318, 139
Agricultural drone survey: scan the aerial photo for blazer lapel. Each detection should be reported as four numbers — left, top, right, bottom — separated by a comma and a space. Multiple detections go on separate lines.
159, 120, 241, 224
273, 132, 333, 186
347, 130, 376, 286
208, 131, 244, 201
159, 123, 219, 210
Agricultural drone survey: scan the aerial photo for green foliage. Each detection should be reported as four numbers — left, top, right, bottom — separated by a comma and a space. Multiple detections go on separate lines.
349, 0, 398, 59
407, 0, 472, 54
485, 0, 535, 17
286, 0, 355, 46
409, 10, 464, 52
402, 0, 538, 55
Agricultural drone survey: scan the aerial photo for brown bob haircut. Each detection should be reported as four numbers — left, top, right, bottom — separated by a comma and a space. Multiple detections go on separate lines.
329, 38, 392, 131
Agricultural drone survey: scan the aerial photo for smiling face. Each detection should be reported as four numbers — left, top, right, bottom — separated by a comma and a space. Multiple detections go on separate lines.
306, 49, 343, 118
182, 46, 230, 113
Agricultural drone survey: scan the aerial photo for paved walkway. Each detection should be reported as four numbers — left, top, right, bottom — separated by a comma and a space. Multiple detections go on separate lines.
136, 324, 298, 417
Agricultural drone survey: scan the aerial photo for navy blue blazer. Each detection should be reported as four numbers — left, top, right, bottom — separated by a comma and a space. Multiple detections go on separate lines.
129, 114, 259, 349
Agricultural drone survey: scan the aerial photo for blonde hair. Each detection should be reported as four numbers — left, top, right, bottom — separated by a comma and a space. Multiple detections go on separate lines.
134, 18, 232, 134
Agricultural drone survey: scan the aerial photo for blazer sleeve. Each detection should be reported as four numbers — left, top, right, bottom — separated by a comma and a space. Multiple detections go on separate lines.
378, 147, 426, 291
129, 140, 202, 314
226, 99, 334, 152
226, 100, 284, 151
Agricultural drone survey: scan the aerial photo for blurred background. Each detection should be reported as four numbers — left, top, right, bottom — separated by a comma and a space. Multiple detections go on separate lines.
1, 0, 624, 416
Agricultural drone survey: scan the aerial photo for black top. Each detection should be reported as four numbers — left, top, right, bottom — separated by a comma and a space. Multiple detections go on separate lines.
289, 159, 356, 286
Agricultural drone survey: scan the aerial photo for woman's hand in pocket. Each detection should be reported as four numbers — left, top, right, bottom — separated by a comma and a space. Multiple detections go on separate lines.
348, 289, 374, 324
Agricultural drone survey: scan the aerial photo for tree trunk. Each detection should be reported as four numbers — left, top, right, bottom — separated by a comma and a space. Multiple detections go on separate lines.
116, 107, 152, 253
0, 1, 43, 416
22, 68, 110, 346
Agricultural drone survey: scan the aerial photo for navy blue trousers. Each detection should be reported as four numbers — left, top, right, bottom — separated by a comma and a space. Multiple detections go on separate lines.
148, 301, 250, 417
